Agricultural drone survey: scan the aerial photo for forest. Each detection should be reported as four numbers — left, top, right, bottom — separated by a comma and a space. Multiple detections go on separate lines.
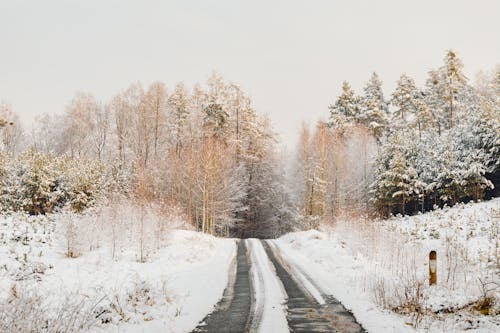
0, 50, 499, 238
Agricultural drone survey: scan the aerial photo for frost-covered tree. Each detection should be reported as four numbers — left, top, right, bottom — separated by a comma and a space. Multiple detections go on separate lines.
145, 81, 168, 159
442, 50, 468, 128
391, 74, 418, 124
370, 132, 419, 216
328, 81, 361, 129
0, 102, 23, 154
391, 74, 436, 137
203, 102, 229, 140
89, 103, 110, 161
167, 82, 190, 156
61, 92, 97, 158
359, 72, 388, 139
425, 50, 468, 131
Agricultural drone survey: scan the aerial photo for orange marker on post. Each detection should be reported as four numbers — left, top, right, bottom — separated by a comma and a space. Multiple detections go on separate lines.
429, 251, 437, 285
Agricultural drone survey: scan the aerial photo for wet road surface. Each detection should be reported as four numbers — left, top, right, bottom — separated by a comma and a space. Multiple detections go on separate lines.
192, 239, 366, 333
263, 241, 366, 333
192, 240, 253, 333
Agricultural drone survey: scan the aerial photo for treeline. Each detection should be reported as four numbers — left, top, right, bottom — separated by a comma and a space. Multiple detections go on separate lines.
0, 73, 293, 237
2, 51, 498, 230
294, 50, 499, 220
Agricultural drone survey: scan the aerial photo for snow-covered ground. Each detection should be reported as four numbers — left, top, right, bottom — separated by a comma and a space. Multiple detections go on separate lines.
1, 199, 498, 333
0, 210, 235, 333
277, 199, 500, 332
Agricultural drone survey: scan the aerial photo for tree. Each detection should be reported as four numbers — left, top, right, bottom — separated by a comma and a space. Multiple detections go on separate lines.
127, 83, 152, 167
0, 102, 23, 154
61, 92, 96, 158
390, 74, 436, 137
110, 93, 129, 163
413, 96, 436, 138
167, 83, 190, 157
145, 81, 168, 159
359, 72, 388, 139
89, 103, 109, 160
442, 50, 467, 128
425, 50, 468, 131
203, 102, 229, 140
391, 74, 418, 125
370, 132, 418, 216
328, 81, 360, 129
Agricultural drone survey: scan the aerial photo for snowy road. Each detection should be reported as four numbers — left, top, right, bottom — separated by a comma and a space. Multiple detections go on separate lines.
192, 239, 365, 333
193, 240, 253, 333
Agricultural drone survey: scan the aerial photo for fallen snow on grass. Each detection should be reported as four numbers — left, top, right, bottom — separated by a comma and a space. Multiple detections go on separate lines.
277, 199, 500, 333
0, 211, 235, 333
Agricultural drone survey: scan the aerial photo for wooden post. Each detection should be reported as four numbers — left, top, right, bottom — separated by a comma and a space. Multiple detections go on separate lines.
429, 250, 437, 285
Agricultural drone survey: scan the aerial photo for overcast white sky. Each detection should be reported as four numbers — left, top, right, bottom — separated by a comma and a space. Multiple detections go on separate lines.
0, 0, 498, 145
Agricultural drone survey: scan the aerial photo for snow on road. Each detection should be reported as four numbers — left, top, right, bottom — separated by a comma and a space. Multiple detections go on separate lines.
275, 233, 407, 333
247, 239, 288, 333
267, 240, 325, 305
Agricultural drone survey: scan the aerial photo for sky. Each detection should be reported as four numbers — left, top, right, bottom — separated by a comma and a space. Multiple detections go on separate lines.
0, 0, 499, 146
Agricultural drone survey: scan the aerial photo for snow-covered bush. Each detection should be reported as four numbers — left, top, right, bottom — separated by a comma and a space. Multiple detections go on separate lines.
0, 151, 106, 214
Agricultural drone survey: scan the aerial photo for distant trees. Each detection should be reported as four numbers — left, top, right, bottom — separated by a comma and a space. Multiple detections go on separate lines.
295, 50, 499, 221
369, 51, 498, 216
1, 50, 497, 231
1, 74, 288, 237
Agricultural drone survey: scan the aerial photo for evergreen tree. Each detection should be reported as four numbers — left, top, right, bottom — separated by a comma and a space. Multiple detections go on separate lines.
424, 69, 447, 135
359, 72, 388, 139
442, 50, 467, 128
203, 102, 230, 139
425, 50, 468, 132
413, 96, 436, 137
370, 132, 418, 216
391, 74, 435, 136
328, 81, 361, 129
391, 74, 418, 125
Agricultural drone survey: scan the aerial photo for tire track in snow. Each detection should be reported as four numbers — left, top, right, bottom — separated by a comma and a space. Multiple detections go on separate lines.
263, 240, 366, 333
192, 240, 253, 333
270, 240, 366, 309
247, 239, 288, 333
267, 240, 326, 304
246, 239, 265, 332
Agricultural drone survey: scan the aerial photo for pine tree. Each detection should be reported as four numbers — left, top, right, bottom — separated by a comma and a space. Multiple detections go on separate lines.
390, 74, 435, 137
203, 102, 229, 139
370, 132, 418, 216
425, 50, 468, 132
414, 96, 436, 137
442, 50, 467, 128
359, 72, 388, 139
424, 69, 447, 135
328, 81, 360, 129
391, 74, 418, 125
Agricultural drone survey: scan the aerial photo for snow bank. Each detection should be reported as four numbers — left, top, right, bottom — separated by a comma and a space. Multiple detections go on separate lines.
0, 212, 235, 333
277, 199, 500, 332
